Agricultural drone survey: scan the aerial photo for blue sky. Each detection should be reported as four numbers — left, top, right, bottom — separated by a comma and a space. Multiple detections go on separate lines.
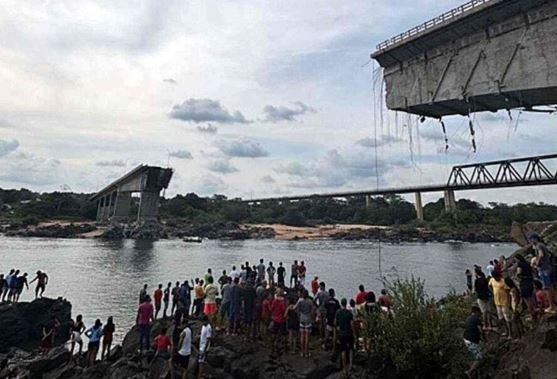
0, 0, 556, 205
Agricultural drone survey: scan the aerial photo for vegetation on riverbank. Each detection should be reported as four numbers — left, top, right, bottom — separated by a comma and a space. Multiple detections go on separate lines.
1, 188, 557, 234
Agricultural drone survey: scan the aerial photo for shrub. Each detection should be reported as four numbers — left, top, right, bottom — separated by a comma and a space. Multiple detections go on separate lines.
361, 277, 471, 378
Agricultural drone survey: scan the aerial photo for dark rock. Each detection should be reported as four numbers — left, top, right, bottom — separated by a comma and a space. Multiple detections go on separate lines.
541, 328, 557, 352
0, 298, 72, 353
27, 346, 71, 373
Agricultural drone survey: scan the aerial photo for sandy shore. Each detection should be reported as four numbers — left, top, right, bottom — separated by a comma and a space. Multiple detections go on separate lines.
244, 223, 386, 240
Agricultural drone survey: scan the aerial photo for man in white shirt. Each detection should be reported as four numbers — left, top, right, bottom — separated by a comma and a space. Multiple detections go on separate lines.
197, 316, 213, 379
230, 266, 240, 281
177, 322, 191, 379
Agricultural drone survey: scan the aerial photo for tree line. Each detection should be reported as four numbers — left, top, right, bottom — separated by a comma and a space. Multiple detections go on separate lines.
1, 188, 556, 227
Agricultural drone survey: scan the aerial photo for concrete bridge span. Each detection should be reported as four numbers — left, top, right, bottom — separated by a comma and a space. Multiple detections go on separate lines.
372, 0, 557, 118
90, 165, 173, 223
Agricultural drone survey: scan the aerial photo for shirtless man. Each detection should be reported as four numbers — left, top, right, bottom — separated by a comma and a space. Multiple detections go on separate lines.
30, 270, 49, 298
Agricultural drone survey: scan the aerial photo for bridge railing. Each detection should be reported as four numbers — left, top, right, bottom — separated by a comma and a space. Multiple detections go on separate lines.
375, 0, 496, 52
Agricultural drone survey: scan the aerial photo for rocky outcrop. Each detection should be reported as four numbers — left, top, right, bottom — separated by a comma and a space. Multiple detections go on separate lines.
0, 298, 72, 353
511, 221, 557, 251
5, 223, 97, 238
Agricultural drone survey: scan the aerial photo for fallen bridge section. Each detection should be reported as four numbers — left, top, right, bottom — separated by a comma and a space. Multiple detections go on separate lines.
90, 165, 173, 223
372, 0, 557, 117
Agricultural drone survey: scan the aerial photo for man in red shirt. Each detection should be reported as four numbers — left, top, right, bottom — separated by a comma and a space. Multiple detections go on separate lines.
152, 326, 173, 378
154, 284, 163, 320
136, 295, 154, 354
270, 288, 287, 356
298, 261, 307, 287
355, 285, 367, 309
311, 277, 319, 296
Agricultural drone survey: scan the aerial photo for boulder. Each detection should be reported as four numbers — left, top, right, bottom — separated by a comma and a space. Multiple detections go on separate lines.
27, 346, 71, 373
0, 298, 72, 353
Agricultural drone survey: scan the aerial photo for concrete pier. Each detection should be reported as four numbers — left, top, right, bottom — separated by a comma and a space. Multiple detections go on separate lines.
414, 192, 424, 221
444, 190, 457, 212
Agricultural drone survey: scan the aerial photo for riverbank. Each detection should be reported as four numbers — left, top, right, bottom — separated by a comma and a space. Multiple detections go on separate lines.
0, 219, 513, 243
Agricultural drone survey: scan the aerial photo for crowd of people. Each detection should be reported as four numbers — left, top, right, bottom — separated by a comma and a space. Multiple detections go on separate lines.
463, 233, 557, 373
131, 259, 393, 378
0, 269, 49, 302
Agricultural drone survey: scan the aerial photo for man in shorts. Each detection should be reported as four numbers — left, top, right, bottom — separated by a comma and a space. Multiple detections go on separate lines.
198, 315, 212, 379
335, 298, 354, 375
266, 262, 276, 287
314, 282, 329, 341
297, 261, 307, 287
30, 270, 48, 299
463, 306, 483, 376
295, 289, 314, 357
270, 288, 287, 356
177, 321, 192, 379
151, 327, 172, 378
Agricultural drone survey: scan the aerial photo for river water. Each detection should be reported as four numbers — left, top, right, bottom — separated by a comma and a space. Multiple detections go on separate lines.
0, 236, 515, 342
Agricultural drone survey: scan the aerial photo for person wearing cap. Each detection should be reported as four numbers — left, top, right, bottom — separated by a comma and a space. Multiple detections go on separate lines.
528, 234, 557, 313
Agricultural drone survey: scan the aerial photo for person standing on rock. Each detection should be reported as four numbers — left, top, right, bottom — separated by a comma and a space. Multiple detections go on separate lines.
465, 270, 473, 294
297, 261, 307, 287
136, 295, 154, 354
40, 315, 60, 355
243, 281, 256, 338
295, 289, 314, 358
151, 326, 174, 379
474, 268, 493, 330
163, 282, 172, 318
267, 262, 276, 287
203, 276, 219, 325
230, 265, 240, 282
139, 284, 148, 304
171, 281, 181, 316
101, 316, 115, 360
529, 233, 557, 313
14, 272, 29, 302
257, 259, 266, 284
30, 270, 48, 299
220, 277, 232, 331
204, 268, 213, 285
8, 269, 19, 301
463, 305, 483, 377
85, 319, 103, 367
314, 281, 329, 342
218, 270, 228, 291
324, 289, 340, 351
335, 298, 355, 375
193, 279, 205, 317
2, 269, 14, 302
515, 254, 536, 320
270, 287, 287, 356
69, 314, 86, 357
290, 261, 298, 288
154, 284, 164, 319
197, 315, 213, 379
488, 272, 512, 338
277, 262, 286, 287
228, 277, 242, 335
177, 320, 192, 379
0, 274, 5, 302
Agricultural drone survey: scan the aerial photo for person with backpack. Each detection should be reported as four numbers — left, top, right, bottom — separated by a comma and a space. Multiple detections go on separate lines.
529, 234, 557, 313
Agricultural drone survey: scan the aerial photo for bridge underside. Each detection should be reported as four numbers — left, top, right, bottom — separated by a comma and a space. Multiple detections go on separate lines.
372, 0, 557, 117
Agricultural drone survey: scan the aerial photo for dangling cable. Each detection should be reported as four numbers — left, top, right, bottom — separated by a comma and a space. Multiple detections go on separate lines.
468, 114, 477, 153
371, 62, 383, 280
440, 118, 449, 152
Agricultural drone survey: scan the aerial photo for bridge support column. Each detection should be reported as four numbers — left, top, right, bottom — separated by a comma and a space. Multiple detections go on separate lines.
113, 191, 131, 222
444, 190, 456, 212
414, 192, 424, 221
365, 195, 372, 209
137, 191, 160, 222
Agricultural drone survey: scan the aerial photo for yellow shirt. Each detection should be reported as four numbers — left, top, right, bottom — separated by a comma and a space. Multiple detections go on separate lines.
489, 278, 509, 306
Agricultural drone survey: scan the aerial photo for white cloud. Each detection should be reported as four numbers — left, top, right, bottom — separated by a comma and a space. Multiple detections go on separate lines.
95, 159, 126, 167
